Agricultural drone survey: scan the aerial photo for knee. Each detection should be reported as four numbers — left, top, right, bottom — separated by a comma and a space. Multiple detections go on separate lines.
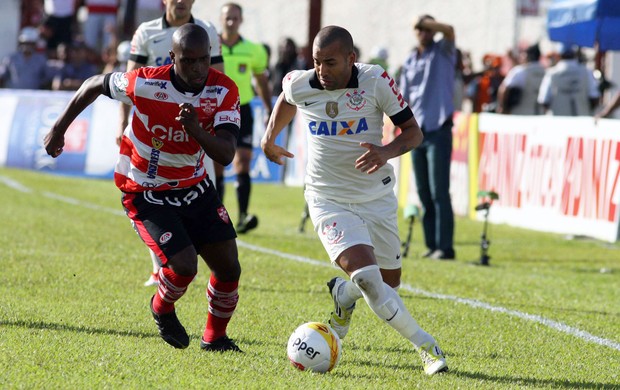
168, 247, 198, 276
214, 256, 242, 282
350, 265, 383, 301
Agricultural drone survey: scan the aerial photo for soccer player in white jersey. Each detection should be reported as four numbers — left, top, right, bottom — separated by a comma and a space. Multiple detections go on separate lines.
261, 25, 448, 375
45, 24, 244, 352
120, 0, 224, 287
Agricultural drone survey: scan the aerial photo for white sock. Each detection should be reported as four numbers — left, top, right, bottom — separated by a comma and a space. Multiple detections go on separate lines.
337, 279, 363, 308
351, 265, 434, 348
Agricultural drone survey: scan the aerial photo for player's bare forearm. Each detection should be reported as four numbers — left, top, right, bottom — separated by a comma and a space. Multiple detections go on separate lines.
196, 129, 237, 166
176, 103, 236, 165
254, 73, 273, 114
261, 93, 296, 165
389, 117, 424, 155
356, 119, 423, 174
44, 75, 106, 157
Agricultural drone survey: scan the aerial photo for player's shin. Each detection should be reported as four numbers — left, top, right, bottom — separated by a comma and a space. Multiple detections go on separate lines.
203, 274, 239, 342
351, 265, 435, 347
152, 267, 196, 314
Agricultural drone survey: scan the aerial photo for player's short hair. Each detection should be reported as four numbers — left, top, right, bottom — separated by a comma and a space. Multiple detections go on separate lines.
173, 24, 210, 52
314, 25, 354, 54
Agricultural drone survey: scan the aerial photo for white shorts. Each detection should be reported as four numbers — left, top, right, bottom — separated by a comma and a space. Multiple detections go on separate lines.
305, 192, 402, 270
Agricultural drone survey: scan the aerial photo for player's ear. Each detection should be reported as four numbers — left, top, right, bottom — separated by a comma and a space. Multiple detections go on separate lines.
348, 50, 356, 66
169, 50, 175, 64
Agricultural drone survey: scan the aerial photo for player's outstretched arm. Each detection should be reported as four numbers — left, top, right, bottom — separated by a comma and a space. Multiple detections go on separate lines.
44, 74, 107, 158
261, 92, 296, 165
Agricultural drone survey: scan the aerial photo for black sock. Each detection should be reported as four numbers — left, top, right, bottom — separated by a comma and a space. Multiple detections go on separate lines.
237, 172, 251, 217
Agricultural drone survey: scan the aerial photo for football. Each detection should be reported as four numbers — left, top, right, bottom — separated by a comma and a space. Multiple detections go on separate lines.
286, 322, 342, 373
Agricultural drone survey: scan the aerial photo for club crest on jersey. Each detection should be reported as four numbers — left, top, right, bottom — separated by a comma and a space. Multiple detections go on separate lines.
112, 73, 129, 94
345, 90, 366, 111
152, 138, 164, 149
322, 222, 344, 244
217, 206, 230, 224
159, 232, 172, 244
325, 101, 338, 118
200, 98, 218, 115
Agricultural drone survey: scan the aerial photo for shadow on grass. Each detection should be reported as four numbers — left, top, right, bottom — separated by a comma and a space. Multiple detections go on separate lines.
0, 319, 158, 340
451, 368, 620, 389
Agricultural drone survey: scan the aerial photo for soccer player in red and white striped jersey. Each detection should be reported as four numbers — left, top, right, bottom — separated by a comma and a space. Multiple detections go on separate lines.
44, 24, 244, 352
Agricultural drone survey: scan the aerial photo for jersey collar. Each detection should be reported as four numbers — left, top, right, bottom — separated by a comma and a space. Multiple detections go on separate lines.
169, 66, 203, 95
309, 65, 359, 90
162, 15, 196, 29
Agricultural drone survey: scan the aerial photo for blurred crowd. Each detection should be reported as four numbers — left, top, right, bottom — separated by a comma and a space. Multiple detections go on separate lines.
0, 0, 155, 91
1, 1, 618, 118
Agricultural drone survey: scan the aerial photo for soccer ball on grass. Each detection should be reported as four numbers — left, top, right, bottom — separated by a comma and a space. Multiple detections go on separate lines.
286, 322, 342, 373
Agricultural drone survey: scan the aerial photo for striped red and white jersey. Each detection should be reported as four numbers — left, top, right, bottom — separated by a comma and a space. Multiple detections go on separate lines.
106, 64, 240, 192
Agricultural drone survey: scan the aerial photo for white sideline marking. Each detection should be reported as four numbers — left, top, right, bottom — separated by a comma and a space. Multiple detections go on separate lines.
2, 174, 619, 352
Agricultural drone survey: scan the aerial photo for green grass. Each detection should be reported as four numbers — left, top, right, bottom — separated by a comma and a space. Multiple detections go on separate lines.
0, 166, 619, 389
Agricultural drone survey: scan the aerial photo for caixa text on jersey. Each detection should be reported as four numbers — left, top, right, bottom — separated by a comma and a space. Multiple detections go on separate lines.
308, 118, 369, 136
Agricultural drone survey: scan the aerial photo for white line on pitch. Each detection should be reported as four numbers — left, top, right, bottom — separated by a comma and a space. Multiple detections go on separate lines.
2, 174, 619, 352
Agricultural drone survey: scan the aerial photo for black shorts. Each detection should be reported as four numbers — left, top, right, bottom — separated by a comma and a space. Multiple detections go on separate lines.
237, 103, 254, 149
121, 177, 237, 264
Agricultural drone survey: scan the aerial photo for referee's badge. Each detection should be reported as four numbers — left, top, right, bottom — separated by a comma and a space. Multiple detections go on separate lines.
325, 101, 338, 118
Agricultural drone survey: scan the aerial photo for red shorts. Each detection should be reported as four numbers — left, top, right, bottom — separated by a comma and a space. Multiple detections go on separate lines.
121, 177, 236, 264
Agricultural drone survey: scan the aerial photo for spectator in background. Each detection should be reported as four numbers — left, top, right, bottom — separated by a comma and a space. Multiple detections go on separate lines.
51, 40, 98, 90
102, 40, 130, 73
399, 14, 457, 261
83, 0, 120, 56
466, 54, 504, 113
453, 48, 465, 111
46, 42, 69, 84
136, 0, 164, 26
217, 2, 272, 234
596, 91, 620, 120
538, 44, 600, 116
368, 45, 389, 72
41, 0, 77, 58
271, 37, 306, 97
0, 27, 49, 89
497, 43, 545, 115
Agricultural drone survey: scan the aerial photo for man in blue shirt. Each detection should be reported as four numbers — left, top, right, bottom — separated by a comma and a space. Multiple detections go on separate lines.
399, 15, 456, 260
0, 27, 49, 90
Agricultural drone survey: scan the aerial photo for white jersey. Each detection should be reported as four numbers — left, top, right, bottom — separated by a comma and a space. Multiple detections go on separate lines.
537, 59, 600, 116
129, 16, 222, 67
283, 63, 412, 202
502, 62, 545, 115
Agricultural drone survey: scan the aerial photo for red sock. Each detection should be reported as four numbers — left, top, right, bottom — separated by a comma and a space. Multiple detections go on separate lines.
152, 267, 195, 314
203, 274, 239, 342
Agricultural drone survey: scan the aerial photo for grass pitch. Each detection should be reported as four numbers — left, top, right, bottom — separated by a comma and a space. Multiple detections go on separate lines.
0, 167, 618, 389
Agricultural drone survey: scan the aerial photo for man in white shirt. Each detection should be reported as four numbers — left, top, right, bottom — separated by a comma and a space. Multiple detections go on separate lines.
498, 44, 545, 115
537, 45, 600, 116
261, 25, 448, 376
